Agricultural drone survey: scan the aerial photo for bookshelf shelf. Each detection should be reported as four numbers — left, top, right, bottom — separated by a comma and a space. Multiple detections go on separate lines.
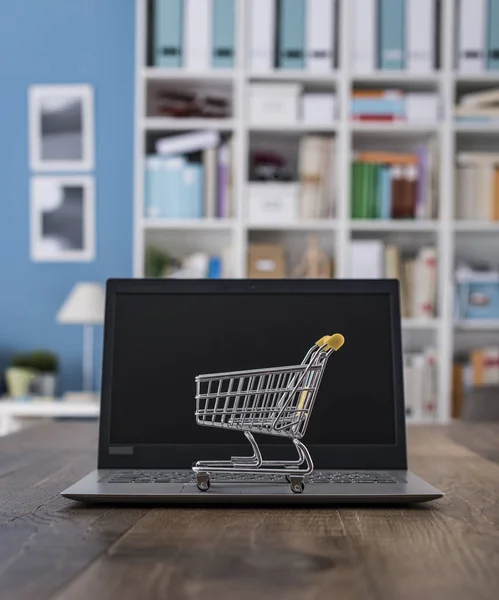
134, 0, 499, 425
247, 220, 337, 232
402, 319, 441, 330
454, 123, 499, 134
142, 67, 236, 81
455, 73, 499, 83
455, 320, 499, 331
143, 118, 235, 131
350, 220, 439, 232
142, 218, 235, 231
248, 71, 338, 84
352, 72, 440, 85
350, 122, 438, 134
249, 123, 338, 133
454, 221, 499, 232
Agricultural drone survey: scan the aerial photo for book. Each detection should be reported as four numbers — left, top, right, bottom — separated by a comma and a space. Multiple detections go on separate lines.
354, 151, 418, 165
183, 0, 212, 71
384, 244, 401, 279
351, 145, 436, 220
494, 168, 499, 220
423, 348, 438, 418
351, 97, 405, 117
299, 135, 328, 219
406, 0, 435, 73
306, 0, 336, 72
456, 165, 476, 220
144, 156, 162, 218
217, 143, 230, 218
156, 130, 220, 156
390, 165, 404, 218
456, 154, 499, 221
154, 0, 183, 68
350, 240, 384, 278
277, 0, 306, 69
204, 146, 217, 218
413, 247, 437, 318
488, 0, 499, 69
182, 162, 204, 218
379, 166, 392, 219
458, 0, 487, 72
249, 0, 276, 71
352, 0, 377, 73
452, 363, 464, 418
212, 0, 235, 68
411, 353, 426, 420
379, 0, 405, 70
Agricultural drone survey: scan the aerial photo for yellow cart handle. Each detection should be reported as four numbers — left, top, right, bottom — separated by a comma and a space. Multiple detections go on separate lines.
315, 333, 345, 352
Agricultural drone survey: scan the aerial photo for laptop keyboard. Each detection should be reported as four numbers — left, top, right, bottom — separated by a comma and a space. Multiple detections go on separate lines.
104, 471, 399, 485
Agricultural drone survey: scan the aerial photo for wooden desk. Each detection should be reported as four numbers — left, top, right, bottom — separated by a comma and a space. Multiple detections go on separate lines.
1, 422, 499, 600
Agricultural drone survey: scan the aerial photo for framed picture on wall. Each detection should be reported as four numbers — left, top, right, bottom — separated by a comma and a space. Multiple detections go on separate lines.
29, 85, 94, 171
30, 175, 95, 262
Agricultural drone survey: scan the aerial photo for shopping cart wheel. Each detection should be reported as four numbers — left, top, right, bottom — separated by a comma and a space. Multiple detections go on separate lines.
196, 472, 210, 491
289, 477, 304, 494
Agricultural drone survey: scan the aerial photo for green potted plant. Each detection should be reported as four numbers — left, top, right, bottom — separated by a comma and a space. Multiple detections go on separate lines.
6, 354, 37, 398
10, 350, 59, 398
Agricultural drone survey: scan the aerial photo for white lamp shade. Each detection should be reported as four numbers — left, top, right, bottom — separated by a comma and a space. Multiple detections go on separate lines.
57, 282, 105, 325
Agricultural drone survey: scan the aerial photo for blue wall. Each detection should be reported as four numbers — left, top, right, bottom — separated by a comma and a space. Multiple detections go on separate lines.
0, 0, 135, 392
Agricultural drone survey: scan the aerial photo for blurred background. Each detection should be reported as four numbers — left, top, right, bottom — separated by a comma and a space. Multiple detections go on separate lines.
1, 0, 499, 435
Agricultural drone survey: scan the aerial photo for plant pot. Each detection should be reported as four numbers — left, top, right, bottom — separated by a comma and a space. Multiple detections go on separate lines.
35, 373, 58, 398
5, 368, 37, 398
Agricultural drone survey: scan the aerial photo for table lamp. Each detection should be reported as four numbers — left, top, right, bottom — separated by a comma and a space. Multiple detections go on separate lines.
57, 282, 105, 402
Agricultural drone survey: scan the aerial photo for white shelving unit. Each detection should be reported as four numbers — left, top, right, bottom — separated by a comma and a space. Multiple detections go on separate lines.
134, 0, 499, 424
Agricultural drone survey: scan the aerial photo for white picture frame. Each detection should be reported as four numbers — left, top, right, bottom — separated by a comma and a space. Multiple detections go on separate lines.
29, 85, 94, 172
30, 175, 95, 262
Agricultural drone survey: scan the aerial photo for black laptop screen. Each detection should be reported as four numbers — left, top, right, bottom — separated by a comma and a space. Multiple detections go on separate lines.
108, 292, 397, 447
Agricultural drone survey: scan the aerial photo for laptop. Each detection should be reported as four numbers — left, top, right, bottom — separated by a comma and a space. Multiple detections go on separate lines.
61, 278, 443, 504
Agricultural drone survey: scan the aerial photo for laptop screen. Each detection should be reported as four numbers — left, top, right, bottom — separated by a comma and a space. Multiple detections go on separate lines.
107, 291, 398, 450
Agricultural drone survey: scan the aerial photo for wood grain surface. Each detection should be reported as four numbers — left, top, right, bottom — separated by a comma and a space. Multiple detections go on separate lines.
1, 421, 499, 600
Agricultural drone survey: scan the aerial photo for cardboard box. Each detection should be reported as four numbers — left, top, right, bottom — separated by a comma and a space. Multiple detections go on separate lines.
248, 243, 286, 278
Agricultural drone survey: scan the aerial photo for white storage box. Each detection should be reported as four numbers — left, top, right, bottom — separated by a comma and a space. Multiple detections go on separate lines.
249, 83, 302, 125
302, 94, 336, 124
405, 93, 439, 123
248, 183, 299, 223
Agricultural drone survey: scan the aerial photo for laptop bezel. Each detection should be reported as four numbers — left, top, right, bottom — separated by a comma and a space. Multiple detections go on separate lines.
98, 278, 407, 470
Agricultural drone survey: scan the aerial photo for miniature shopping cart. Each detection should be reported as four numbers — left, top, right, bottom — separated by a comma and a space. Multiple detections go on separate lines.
192, 333, 345, 493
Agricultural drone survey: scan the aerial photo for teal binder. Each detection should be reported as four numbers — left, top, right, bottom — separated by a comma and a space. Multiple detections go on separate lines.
144, 156, 161, 217
154, 0, 183, 67
181, 163, 204, 218
212, 0, 235, 68
488, 0, 499, 69
160, 156, 184, 218
277, 0, 306, 69
379, 0, 405, 70
379, 167, 392, 220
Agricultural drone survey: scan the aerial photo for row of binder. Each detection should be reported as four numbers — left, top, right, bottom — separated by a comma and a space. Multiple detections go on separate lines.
153, 1, 499, 73
353, 0, 437, 72
154, 0, 235, 69
154, 0, 338, 72
249, 0, 337, 71
458, 0, 499, 72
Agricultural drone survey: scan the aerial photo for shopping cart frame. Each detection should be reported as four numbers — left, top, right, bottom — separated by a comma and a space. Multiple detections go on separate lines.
192, 333, 344, 493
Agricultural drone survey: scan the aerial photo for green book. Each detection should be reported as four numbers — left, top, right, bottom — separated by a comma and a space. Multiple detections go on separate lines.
370, 164, 380, 219
359, 163, 370, 219
351, 162, 360, 218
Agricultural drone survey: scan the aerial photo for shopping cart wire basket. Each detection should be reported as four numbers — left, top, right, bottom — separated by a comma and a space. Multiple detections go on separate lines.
192, 333, 345, 493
